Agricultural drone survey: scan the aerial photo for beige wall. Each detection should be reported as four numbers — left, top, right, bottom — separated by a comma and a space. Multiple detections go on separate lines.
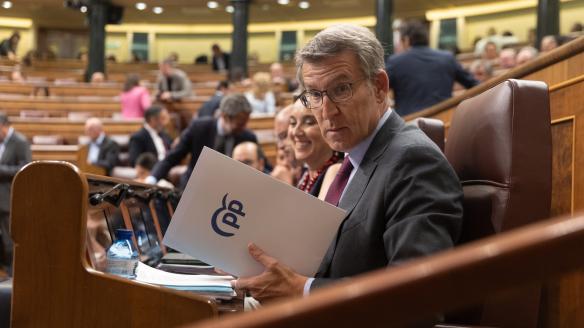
464, 8, 536, 49
105, 32, 129, 62
560, 0, 584, 34
154, 33, 231, 64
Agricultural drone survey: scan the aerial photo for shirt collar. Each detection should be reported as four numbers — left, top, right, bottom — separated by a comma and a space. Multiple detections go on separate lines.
346, 109, 392, 168
94, 132, 105, 145
144, 123, 158, 135
216, 117, 226, 136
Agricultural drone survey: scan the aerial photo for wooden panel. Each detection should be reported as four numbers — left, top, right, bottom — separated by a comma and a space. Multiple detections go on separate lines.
550, 118, 575, 217
10, 162, 217, 327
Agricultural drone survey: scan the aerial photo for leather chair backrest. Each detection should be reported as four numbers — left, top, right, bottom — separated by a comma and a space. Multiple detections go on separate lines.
408, 117, 445, 152
444, 79, 552, 327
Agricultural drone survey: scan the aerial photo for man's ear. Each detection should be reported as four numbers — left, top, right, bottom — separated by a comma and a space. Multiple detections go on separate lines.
373, 70, 389, 103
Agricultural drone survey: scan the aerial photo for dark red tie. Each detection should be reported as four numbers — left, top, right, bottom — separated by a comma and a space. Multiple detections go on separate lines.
324, 157, 354, 206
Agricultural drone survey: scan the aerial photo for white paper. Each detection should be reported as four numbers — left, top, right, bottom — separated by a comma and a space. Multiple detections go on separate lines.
135, 262, 233, 287
163, 147, 346, 277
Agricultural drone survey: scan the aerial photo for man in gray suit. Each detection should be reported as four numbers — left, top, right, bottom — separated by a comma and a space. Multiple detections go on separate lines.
236, 24, 463, 302
0, 113, 31, 274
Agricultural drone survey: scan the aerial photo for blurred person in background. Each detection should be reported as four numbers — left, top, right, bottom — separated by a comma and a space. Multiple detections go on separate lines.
120, 74, 152, 119
0, 32, 20, 60
232, 141, 267, 173
469, 60, 494, 83
84, 117, 120, 176
516, 46, 538, 66
245, 72, 276, 114
289, 100, 342, 199
540, 35, 559, 53
271, 102, 302, 185
499, 48, 517, 69
198, 80, 230, 118
156, 59, 192, 102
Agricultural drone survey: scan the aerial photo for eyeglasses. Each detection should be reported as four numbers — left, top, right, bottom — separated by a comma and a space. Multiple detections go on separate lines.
299, 79, 366, 110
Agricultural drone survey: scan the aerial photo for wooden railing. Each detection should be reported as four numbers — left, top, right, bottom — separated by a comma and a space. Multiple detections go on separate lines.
185, 212, 584, 328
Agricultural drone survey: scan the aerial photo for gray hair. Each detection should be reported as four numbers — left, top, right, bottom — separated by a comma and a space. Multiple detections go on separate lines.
219, 94, 252, 117
295, 24, 385, 88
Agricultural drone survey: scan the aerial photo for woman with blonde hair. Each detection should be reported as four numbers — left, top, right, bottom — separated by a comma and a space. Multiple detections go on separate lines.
245, 72, 276, 114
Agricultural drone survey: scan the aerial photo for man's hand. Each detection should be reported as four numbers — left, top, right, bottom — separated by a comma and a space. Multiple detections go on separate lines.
234, 243, 308, 303
160, 91, 172, 101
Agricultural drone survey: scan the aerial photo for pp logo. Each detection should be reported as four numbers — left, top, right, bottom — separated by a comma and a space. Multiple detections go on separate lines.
211, 193, 245, 237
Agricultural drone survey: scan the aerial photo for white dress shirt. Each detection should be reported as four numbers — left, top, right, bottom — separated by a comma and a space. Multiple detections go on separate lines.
0, 127, 14, 161
144, 123, 167, 161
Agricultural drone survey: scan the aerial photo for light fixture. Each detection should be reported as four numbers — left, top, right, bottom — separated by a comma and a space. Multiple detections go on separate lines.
80, 5, 87, 13
225, 5, 234, 13
299, 1, 310, 9
2, 1, 12, 9
277, 0, 289, 5
135, 2, 147, 11
207, 1, 219, 9
153, 6, 163, 14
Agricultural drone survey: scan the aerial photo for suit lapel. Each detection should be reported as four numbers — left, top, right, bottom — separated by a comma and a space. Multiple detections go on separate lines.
0, 136, 15, 164
315, 113, 405, 278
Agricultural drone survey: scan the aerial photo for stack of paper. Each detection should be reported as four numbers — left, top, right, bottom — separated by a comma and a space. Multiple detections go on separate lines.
135, 262, 236, 299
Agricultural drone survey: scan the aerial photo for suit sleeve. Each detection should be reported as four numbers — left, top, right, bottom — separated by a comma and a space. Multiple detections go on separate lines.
0, 138, 32, 181
453, 58, 479, 89
96, 141, 119, 173
170, 73, 192, 100
128, 134, 142, 167
381, 144, 463, 264
311, 143, 463, 292
151, 124, 195, 180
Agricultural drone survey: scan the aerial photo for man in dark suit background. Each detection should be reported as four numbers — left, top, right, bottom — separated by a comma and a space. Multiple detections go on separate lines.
84, 117, 120, 176
211, 44, 230, 72
235, 24, 463, 303
198, 80, 230, 118
147, 94, 257, 189
386, 20, 478, 116
0, 113, 31, 274
128, 105, 172, 167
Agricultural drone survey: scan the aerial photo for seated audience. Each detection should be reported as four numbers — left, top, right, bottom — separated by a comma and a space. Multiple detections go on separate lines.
156, 59, 192, 102
0, 113, 32, 275
289, 100, 342, 199
469, 59, 494, 83
0, 32, 20, 60
270, 62, 299, 92
499, 48, 517, 69
194, 54, 208, 65
84, 117, 120, 175
10, 65, 24, 82
128, 105, 172, 167
482, 41, 499, 61
516, 46, 538, 66
198, 80, 230, 118
232, 141, 266, 173
270, 102, 302, 185
234, 24, 463, 303
211, 44, 230, 72
540, 35, 560, 53
134, 153, 174, 188
120, 74, 152, 119
386, 19, 478, 116
134, 152, 157, 183
148, 94, 257, 189
90, 72, 106, 84
166, 52, 179, 64
245, 72, 276, 114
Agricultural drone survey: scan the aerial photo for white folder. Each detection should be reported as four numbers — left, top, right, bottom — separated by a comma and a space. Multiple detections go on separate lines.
163, 147, 346, 277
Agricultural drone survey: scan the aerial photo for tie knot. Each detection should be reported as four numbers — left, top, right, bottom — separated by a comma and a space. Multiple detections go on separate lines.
338, 156, 353, 176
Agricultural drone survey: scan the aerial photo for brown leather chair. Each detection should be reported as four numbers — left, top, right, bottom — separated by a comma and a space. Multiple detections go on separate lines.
444, 79, 552, 327
408, 117, 445, 152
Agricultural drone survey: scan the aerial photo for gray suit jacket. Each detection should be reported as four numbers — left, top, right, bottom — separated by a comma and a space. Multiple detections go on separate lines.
156, 69, 192, 100
312, 112, 463, 289
0, 131, 32, 213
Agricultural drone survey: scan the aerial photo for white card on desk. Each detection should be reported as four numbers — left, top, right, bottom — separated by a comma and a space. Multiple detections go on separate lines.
163, 147, 346, 278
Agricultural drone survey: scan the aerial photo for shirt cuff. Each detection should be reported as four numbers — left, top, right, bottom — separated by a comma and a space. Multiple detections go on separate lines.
303, 278, 315, 297
145, 176, 157, 185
